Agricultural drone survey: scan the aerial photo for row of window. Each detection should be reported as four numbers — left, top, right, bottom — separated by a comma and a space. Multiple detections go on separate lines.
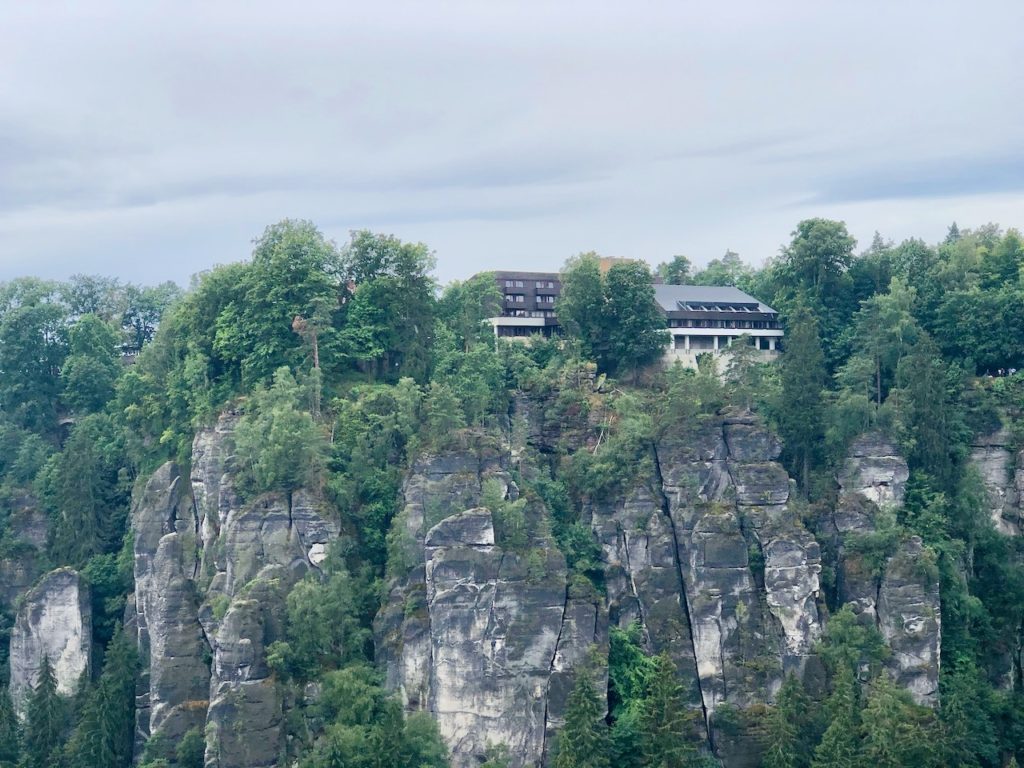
505, 294, 556, 303
680, 303, 760, 312
669, 319, 779, 329
503, 309, 556, 318
504, 280, 558, 289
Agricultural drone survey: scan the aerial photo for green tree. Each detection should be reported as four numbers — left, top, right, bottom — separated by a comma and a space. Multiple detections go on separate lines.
896, 334, 958, 488
691, 250, 750, 287
762, 674, 813, 768
233, 367, 328, 497
61, 314, 121, 413
604, 262, 669, 379
775, 304, 827, 489
437, 272, 502, 352
655, 255, 692, 285
63, 626, 137, 768
174, 727, 205, 768
119, 282, 182, 353
558, 253, 607, 364
639, 654, 699, 768
858, 677, 940, 768
555, 665, 610, 768
20, 657, 68, 768
0, 687, 19, 767
810, 664, 858, 768
340, 230, 436, 382
0, 279, 68, 432
212, 221, 346, 389
839, 277, 920, 408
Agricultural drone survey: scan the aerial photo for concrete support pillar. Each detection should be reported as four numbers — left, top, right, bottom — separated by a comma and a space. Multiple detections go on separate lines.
768, 337, 776, 351
713, 335, 719, 352
684, 335, 690, 352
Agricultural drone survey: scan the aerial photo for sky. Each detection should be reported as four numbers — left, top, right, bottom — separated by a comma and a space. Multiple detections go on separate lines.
1, 1, 1023, 286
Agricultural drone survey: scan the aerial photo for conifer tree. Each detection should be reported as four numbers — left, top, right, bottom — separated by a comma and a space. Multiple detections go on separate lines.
638, 653, 699, 768
810, 665, 859, 768
776, 303, 827, 489
0, 687, 19, 768
20, 656, 68, 768
555, 666, 610, 768
762, 673, 811, 768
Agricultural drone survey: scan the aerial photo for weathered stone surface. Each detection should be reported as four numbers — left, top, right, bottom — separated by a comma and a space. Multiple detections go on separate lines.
9, 567, 91, 715
833, 434, 941, 706
590, 482, 705, 729
838, 432, 909, 509
131, 461, 211, 754
187, 414, 338, 768
0, 497, 48, 609
970, 428, 1021, 536
378, 450, 605, 768
877, 538, 941, 705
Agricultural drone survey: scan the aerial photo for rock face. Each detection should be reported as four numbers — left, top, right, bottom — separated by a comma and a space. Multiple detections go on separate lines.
9, 567, 92, 716
377, 445, 606, 768
0, 497, 48, 613
382, 414, 822, 767
130, 410, 339, 767
124, 402, 945, 768
131, 461, 211, 754
970, 428, 1021, 536
832, 432, 941, 705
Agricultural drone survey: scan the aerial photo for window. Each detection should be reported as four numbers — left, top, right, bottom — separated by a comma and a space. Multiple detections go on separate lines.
538, 294, 555, 304
504, 280, 514, 288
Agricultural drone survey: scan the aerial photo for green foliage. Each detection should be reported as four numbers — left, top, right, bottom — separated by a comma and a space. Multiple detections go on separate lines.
266, 557, 375, 681
175, 727, 205, 768
40, 414, 131, 568
482, 478, 530, 552
233, 367, 328, 498
298, 666, 448, 768
655, 256, 692, 285
638, 654, 700, 768
0, 687, 18, 767
437, 272, 502, 351
20, 657, 68, 768
340, 230, 436, 383
554, 664, 610, 768
817, 605, 889, 677
761, 674, 814, 768
774, 303, 826, 489
558, 256, 667, 377
61, 314, 122, 414
63, 625, 137, 768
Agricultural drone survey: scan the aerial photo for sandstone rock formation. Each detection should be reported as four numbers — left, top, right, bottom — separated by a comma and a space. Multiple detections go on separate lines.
377, 446, 607, 768
9, 567, 91, 716
970, 427, 1022, 536
130, 410, 338, 767
832, 432, 940, 705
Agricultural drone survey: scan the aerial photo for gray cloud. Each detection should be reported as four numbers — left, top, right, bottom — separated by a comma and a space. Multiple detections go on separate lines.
0, 1, 1022, 285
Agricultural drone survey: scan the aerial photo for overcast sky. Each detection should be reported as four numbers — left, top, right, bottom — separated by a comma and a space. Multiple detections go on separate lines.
1, 1, 1022, 286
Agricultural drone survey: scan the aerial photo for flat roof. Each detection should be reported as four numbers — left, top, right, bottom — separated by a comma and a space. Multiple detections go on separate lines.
652, 284, 776, 314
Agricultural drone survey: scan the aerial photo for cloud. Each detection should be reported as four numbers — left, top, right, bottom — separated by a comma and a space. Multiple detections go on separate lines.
0, 1, 1022, 285
809, 154, 1024, 204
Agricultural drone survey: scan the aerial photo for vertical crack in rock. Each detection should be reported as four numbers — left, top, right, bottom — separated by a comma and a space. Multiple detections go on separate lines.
650, 444, 711, 741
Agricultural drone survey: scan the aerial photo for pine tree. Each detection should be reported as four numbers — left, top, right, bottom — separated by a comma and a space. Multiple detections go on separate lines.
762, 674, 811, 768
64, 626, 138, 768
0, 687, 19, 767
638, 654, 699, 768
776, 303, 827, 489
20, 656, 68, 768
810, 665, 858, 768
554, 666, 610, 768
